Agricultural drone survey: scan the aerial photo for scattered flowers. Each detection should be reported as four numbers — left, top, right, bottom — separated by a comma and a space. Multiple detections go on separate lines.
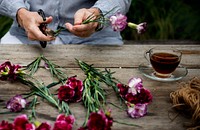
58, 76, 83, 103
117, 77, 152, 118
6, 95, 27, 112
0, 114, 74, 130
0, 56, 153, 129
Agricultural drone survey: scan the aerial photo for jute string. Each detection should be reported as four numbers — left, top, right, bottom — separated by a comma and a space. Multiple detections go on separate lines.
170, 77, 200, 130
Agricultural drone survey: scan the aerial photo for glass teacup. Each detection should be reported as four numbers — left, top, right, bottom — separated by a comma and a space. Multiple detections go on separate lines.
145, 47, 182, 78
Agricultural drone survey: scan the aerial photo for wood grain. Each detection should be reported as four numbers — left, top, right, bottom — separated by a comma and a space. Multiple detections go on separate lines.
0, 44, 200, 130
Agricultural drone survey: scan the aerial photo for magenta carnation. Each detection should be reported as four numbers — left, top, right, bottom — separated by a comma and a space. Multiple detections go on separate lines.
14, 114, 35, 130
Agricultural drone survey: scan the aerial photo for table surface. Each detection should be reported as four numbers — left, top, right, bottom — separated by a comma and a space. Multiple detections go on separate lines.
0, 43, 200, 130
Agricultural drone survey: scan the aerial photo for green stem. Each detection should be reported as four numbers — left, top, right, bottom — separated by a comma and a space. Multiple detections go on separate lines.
128, 22, 137, 29
113, 120, 142, 128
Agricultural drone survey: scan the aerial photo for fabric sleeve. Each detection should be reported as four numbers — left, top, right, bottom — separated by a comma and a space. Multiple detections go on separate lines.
0, 0, 27, 20
92, 0, 132, 17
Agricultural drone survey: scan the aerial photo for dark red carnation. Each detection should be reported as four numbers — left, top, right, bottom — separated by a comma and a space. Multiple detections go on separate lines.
13, 114, 35, 130
0, 120, 14, 130
137, 89, 152, 104
125, 93, 139, 104
36, 122, 51, 130
87, 110, 113, 130
58, 76, 83, 102
58, 85, 75, 102
125, 88, 152, 105
117, 83, 128, 98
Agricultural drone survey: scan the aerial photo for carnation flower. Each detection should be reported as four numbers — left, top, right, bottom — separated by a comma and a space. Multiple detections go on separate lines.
0, 61, 24, 80
127, 103, 147, 118
128, 22, 147, 34
58, 76, 83, 102
109, 13, 127, 31
117, 83, 128, 98
79, 110, 113, 130
53, 114, 75, 130
0, 120, 14, 130
6, 95, 27, 112
0, 61, 12, 80
87, 110, 113, 130
128, 77, 143, 94
117, 77, 152, 118
36, 122, 51, 130
14, 114, 35, 130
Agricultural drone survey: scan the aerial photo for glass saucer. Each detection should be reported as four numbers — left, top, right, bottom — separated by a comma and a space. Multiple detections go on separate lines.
138, 63, 188, 82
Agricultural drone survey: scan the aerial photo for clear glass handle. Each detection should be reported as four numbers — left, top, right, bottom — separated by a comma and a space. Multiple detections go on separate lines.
144, 49, 151, 63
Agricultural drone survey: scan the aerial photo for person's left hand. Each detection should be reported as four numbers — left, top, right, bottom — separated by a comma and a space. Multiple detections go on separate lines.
65, 8, 100, 38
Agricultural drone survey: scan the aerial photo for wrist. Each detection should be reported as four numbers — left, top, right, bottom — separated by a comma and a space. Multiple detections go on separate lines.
89, 7, 101, 16
90, 7, 104, 31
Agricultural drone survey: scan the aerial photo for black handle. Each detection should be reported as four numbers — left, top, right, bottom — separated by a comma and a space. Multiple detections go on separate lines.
37, 9, 47, 48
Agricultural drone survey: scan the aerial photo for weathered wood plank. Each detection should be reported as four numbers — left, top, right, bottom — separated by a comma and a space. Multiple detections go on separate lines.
0, 44, 200, 68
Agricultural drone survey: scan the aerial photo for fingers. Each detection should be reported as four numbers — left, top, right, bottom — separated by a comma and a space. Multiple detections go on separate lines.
65, 22, 97, 37
17, 8, 55, 41
65, 8, 99, 38
26, 15, 55, 41
74, 9, 85, 25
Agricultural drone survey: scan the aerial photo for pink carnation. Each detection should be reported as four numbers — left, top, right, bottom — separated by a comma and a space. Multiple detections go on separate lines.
127, 103, 147, 118
53, 114, 75, 130
109, 13, 127, 31
6, 95, 27, 112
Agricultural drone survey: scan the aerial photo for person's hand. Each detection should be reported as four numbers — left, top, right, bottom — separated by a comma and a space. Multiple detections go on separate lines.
65, 8, 100, 38
17, 8, 55, 41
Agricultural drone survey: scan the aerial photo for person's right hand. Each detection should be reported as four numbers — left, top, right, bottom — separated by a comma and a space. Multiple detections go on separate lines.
17, 8, 55, 41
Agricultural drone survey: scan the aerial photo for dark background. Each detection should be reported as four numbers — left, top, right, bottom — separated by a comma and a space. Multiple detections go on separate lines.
0, 0, 200, 41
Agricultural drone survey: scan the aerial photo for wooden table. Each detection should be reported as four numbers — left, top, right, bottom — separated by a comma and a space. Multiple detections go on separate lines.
0, 43, 200, 130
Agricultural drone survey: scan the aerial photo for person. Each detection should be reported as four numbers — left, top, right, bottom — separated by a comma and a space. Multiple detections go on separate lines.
0, 0, 131, 45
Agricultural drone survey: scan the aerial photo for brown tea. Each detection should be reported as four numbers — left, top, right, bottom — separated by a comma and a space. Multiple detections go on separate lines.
150, 52, 180, 75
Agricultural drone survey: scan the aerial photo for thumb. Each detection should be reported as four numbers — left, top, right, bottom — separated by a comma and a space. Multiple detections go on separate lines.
43, 16, 53, 24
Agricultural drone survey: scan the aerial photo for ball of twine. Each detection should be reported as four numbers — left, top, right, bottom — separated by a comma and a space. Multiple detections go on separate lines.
170, 77, 200, 130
